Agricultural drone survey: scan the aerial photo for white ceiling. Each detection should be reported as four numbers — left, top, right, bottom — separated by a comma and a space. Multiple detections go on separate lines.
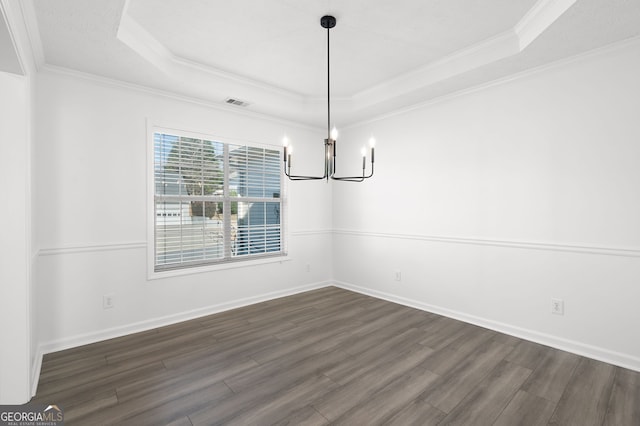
25, 0, 640, 127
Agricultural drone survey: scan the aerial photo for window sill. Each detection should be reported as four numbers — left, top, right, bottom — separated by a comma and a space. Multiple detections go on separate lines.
148, 255, 291, 280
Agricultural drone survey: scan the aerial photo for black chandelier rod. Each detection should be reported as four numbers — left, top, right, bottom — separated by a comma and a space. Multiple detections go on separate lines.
327, 17, 331, 151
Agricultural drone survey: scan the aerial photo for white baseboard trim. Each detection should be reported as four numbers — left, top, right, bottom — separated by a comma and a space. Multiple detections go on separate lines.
31, 280, 331, 393
334, 281, 640, 372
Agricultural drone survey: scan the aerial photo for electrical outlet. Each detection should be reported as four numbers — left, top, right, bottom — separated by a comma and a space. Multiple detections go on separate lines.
103, 294, 115, 309
551, 298, 564, 315
395, 270, 402, 282
305, 264, 311, 273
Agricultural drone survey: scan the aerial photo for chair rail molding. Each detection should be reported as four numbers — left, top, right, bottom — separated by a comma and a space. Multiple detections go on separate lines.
332, 229, 640, 258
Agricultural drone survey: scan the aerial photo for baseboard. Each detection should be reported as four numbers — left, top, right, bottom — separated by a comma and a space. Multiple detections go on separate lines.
32, 280, 331, 391
334, 281, 640, 372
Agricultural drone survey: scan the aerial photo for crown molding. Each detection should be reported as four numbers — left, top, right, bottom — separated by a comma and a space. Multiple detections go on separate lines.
515, 0, 577, 49
117, 1, 306, 102
17, 0, 44, 71
116, 1, 336, 126
351, 0, 577, 110
0, 0, 26, 75
39, 64, 324, 133
352, 29, 520, 109
345, 34, 640, 129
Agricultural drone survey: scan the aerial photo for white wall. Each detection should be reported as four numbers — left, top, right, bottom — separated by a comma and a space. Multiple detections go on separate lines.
333, 39, 640, 370
0, 71, 32, 403
34, 70, 332, 352
0, 0, 38, 404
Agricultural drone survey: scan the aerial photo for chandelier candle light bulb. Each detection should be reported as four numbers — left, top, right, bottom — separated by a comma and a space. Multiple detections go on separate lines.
369, 137, 375, 163
283, 136, 289, 162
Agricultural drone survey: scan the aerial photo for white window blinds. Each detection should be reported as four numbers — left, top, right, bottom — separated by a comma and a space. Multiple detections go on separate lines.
154, 132, 284, 271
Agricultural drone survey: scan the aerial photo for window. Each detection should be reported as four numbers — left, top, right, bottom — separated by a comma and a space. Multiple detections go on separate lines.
153, 130, 284, 272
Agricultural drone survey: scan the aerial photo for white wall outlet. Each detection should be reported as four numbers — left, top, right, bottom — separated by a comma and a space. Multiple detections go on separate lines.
305, 263, 311, 273
395, 270, 402, 282
551, 298, 564, 315
103, 294, 115, 309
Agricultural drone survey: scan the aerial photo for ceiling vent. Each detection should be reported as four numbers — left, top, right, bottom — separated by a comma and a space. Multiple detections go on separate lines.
224, 97, 251, 107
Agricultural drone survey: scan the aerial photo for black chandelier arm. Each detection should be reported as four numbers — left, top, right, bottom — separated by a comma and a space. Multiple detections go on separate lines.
330, 163, 374, 182
288, 176, 327, 181
283, 140, 331, 180
283, 163, 327, 180
283, 169, 327, 180
331, 176, 364, 182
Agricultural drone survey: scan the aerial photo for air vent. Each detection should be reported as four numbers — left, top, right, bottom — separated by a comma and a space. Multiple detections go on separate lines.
225, 97, 251, 107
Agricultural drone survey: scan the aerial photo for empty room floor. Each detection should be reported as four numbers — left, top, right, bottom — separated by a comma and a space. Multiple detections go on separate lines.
32, 287, 639, 425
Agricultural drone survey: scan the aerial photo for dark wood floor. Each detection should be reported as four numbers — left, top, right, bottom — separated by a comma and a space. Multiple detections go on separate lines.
32, 287, 639, 425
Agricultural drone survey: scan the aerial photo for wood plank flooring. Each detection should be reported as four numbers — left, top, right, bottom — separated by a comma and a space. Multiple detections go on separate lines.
31, 287, 640, 425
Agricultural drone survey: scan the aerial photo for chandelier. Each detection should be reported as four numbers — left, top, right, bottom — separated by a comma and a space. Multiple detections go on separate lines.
283, 15, 375, 182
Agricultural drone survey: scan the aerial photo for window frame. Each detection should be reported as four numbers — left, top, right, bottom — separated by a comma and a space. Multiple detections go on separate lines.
147, 122, 289, 280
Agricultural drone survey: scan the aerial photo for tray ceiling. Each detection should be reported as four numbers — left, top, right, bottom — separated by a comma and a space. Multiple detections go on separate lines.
26, 0, 640, 126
